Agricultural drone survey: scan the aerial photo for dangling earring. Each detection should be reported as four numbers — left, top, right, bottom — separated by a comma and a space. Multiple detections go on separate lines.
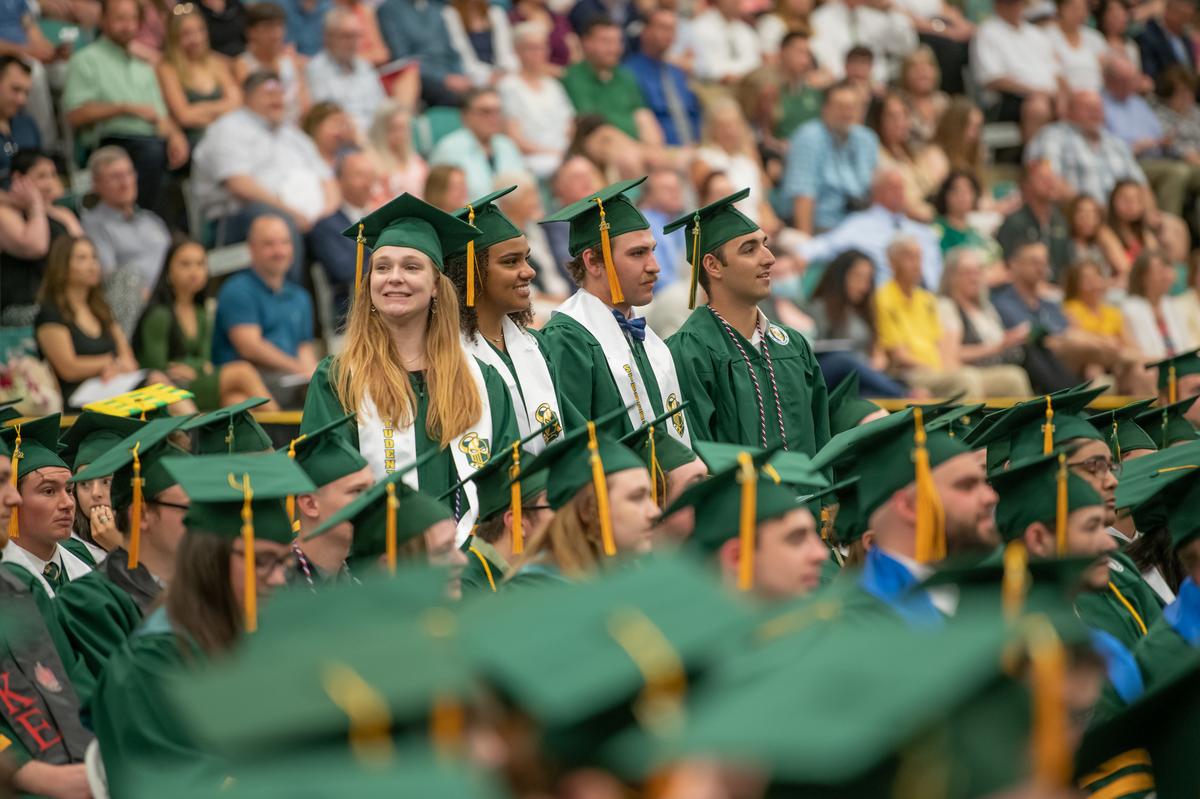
370, 304, 377, 313
431, 296, 438, 315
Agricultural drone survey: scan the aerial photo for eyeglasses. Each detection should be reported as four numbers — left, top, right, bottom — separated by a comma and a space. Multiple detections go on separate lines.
1067, 456, 1122, 479
232, 548, 294, 575
150, 499, 190, 512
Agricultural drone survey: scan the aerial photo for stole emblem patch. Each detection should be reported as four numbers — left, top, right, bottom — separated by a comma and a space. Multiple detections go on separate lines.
458, 433, 492, 469
534, 403, 562, 443
34, 663, 62, 694
667, 394, 685, 437
767, 325, 790, 345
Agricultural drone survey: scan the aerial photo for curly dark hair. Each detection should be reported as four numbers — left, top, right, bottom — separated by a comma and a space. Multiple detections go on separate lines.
444, 247, 535, 338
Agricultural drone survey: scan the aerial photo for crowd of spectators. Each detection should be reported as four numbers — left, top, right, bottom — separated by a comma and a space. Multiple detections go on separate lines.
3, 0, 1200, 411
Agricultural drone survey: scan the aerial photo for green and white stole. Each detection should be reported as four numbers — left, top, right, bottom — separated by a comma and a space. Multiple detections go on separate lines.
0, 542, 93, 598
553, 290, 691, 445
462, 318, 563, 454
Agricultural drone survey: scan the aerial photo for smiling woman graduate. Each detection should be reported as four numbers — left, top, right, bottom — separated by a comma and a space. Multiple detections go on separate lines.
301, 194, 520, 541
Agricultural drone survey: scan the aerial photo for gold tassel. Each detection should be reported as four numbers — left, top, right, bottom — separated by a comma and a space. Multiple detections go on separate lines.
819, 506, 832, 543
1055, 453, 1068, 556
1042, 395, 1055, 455
1001, 540, 1028, 621
592, 198, 624, 305
1023, 616, 1071, 788
509, 442, 523, 555
1112, 419, 1121, 462
1169, 364, 1178, 404
466, 205, 477, 308
127, 443, 143, 569
7, 424, 20, 541
912, 408, 946, 564
430, 695, 464, 757
587, 421, 617, 556
385, 482, 398, 575
648, 424, 662, 506
322, 663, 394, 765
736, 452, 757, 592
285, 433, 306, 535
233, 474, 257, 633
353, 222, 365, 294
687, 214, 700, 310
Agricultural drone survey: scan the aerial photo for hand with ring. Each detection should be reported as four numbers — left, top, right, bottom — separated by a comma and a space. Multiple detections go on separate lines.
89, 505, 123, 552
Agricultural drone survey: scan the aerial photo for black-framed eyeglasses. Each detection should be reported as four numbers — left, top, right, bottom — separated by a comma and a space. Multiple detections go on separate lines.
231, 549, 293, 575
1067, 456, 1122, 479
150, 499, 191, 512
522, 504, 552, 512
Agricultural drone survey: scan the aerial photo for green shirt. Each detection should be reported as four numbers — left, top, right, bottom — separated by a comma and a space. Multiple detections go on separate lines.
137, 304, 220, 410
561, 61, 647, 140
62, 37, 166, 146
776, 84, 823, 140
667, 306, 830, 455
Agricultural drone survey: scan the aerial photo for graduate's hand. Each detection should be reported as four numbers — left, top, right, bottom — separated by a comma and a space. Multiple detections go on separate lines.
89, 504, 123, 552
13, 762, 94, 799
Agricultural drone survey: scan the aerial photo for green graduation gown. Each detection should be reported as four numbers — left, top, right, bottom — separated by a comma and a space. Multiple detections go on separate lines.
667, 307, 830, 455
538, 313, 671, 439
1076, 552, 1164, 652
54, 548, 161, 677
89, 607, 221, 797
486, 331, 586, 435
302, 356, 520, 510
461, 537, 508, 594
59, 537, 97, 568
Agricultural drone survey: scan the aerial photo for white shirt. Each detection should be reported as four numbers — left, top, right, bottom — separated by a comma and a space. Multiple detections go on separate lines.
891, 550, 960, 617
809, 0, 917, 83
441, 4, 517, 87
192, 108, 332, 222
306, 50, 386, 135
1120, 294, 1198, 360
1, 542, 92, 598
497, 72, 573, 179
971, 16, 1061, 94
1045, 25, 1107, 92
690, 9, 764, 82
695, 146, 763, 223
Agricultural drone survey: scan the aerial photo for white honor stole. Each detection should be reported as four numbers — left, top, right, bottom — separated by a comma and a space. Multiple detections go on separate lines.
0, 542, 92, 598
552, 290, 691, 445
462, 318, 563, 455
356, 356, 495, 544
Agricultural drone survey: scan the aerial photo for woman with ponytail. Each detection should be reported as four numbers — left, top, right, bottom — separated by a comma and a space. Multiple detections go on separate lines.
301, 194, 520, 537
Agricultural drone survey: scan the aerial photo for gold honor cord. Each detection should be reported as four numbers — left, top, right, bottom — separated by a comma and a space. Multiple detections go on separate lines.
736, 452, 757, 592
469, 546, 497, 592
7, 424, 20, 540
127, 442, 144, 569
321, 662, 394, 765
623, 364, 648, 424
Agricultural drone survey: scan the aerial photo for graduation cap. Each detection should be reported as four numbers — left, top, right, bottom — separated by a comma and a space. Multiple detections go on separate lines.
1147, 347, 1200, 403
1113, 440, 1200, 551
83, 383, 194, 421
921, 401, 987, 440
1, 415, 67, 542
58, 410, 146, 471
1087, 398, 1159, 460
0, 398, 22, 425
441, 423, 556, 555
280, 414, 370, 532
989, 451, 1103, 551
520, 409, 647, 558
183, 397, 274, 454
539, 177, 650, 305
343, 193, 481, 289
692, 440, 825, 489
617, 404, 697, 506
826, 372, 885, 436
1133, 395, 1200, 450
163, 452, 316, 632
72, 416, 192, 570
449, 186, 523, 308
662, 188, 759, 310
811, 407, 970, 563
306, 449, 452, 574
967, 384, 1106, 468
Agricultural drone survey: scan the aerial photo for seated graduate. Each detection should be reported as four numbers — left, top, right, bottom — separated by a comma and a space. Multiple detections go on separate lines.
617, 405, 708, 545
56, 416, 194, 676
301, 193, 520, 540
281, 415, 375, 586
90, 453, 315, 797
0, 432, 97, 799
504, 411, 659, 584
303, 451, 468, 598
56, 408, 145, 566
182, 397, 276, 455
0, 416, 92, 598
444, 186, 576, 451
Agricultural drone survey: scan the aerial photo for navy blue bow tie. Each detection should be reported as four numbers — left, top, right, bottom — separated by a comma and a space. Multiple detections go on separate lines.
612, 310, 647, 342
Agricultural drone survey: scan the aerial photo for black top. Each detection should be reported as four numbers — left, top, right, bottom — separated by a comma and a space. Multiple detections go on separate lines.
0, 216, 69, 327
199, 0, 247, 57
34, 303, 117, 408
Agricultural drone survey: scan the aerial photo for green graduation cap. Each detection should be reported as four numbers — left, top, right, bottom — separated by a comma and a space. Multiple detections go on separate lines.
163, 452, 317, 632
989, 451, 1103, 548
827, 372, 885, 436
967, 384, 1106, 467
618, 404, 698, 504
307, 449, 452, 573
662, 188, 759, 310
0, 398, 22, 425
812, 407, 970, 563
539, 177, 649, 305
1114, 440, 1200, 550
343, 192, 480, 278
183, 397, 274, 454
58, 410, 146, 471
72, 416, 193, 569
281, 414, 369, 489
449, 186, 524, 308
1134, 395, 1200, 449
693, 440, 825, 489
1148, 347, 1200, 401
0, 415, 67, 542
1087, 398, 1158, 460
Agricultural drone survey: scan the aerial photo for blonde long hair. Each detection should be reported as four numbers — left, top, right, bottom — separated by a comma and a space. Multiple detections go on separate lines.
506, 487, 605, 580
332, 267, 483, 447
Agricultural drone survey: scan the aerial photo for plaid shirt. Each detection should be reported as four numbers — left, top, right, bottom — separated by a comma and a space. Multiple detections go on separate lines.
1025, 122, 1147, 202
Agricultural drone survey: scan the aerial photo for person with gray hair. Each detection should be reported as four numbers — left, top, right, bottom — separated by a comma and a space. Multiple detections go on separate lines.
497, 21, 574, 179
935, 246, 1034, 396
80, 145, 172, 334
309, 149, 380, 326
306, 6, 388, 135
